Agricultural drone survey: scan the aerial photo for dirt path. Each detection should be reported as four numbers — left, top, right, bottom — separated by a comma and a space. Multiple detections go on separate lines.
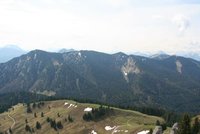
8, 114, 15, 129
7, 113, 16, 134
111, 117, 137, 134
126, 117, 135, 126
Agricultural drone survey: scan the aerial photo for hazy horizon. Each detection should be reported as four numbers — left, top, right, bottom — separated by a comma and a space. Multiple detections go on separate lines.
0, 0, 199, 54
0, 44, 198, 58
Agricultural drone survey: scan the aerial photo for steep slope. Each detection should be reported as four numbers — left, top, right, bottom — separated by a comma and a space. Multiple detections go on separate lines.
1, 50, 200, 112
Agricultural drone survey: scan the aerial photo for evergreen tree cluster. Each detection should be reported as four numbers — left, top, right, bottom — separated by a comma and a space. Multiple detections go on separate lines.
24, 123, 38, 133
25, 124, 32, 132
83, 105, 113, 121
36, 121, 41, 129
26, 102, 45, 114
163, 112, 181, 126
46, 117, 63, 131
32, 102, 45, 109
178, 114, 200, 134
0, 91, 48, 114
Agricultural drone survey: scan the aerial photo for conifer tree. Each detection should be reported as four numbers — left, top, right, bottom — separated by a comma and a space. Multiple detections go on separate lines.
34, 113, 37, 118
36, 121, 41, 129
8, 128, 12, 134
56, 121, 63, 129
46, 117, 51, 122
156, 120, 161, 126
32, 102, 36, 109
25, 124, 31, 132
192, 117, 199, 134
149, 128, 153, 134
178, 114, 191, 134
27, 103, 32, 113
41, 112, 44, 117
25, 118, 28, 124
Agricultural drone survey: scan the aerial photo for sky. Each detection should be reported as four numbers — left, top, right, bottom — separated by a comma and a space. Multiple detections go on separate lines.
0, 0, 200, 54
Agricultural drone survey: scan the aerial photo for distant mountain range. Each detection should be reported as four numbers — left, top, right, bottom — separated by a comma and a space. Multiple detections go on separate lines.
133, 51, 200, 61
1, 45, 199, 63
0, 46, 76, 63
1, 50, 200, 113
0, 45, 26, 63
178, 52, 200, 61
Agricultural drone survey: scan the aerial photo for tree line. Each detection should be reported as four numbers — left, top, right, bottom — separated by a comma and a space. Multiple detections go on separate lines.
177, 114, 200, 134
83, 105, 113, 121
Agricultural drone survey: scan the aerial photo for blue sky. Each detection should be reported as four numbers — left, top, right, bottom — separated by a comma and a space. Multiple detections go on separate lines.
0, 0, 199, 54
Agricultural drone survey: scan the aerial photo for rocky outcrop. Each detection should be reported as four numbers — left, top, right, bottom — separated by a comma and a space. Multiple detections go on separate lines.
153, 126, 162, 134
170, 123, 178, 134
121, 57, 140, 82
176, 60, 182, 74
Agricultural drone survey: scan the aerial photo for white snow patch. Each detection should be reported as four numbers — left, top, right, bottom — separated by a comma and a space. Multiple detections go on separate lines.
114, 130, 123, 133
124, 71, 128, 76
137, 130, 149, 134
105, 126, 116, 131
78, 52, 82, 57
90, 130, 97, 134
67, 104, 76, 108
34, 54, 37, 59
113, 129, 124, 133
68, 104, 73, 108
84, 107, 92, 112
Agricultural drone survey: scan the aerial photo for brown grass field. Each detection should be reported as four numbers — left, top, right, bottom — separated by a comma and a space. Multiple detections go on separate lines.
0, 100, 165, 134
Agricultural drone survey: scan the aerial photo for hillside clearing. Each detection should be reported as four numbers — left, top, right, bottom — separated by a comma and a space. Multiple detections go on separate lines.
0, 100, 164, 134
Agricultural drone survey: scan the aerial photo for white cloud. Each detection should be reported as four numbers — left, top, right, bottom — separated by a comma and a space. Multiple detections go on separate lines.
172, 14, 190, 33
152, 13, 192, 36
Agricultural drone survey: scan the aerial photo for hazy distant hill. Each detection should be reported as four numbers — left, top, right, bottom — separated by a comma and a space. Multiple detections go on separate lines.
150, 53, 171, 60
179, 52, 200, 61
0, 45, 26, 63
1, 50, 200, 113
58, 48, 75, 53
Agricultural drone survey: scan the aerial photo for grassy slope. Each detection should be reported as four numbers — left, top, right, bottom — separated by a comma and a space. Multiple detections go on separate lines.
0, 100, 164, 134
